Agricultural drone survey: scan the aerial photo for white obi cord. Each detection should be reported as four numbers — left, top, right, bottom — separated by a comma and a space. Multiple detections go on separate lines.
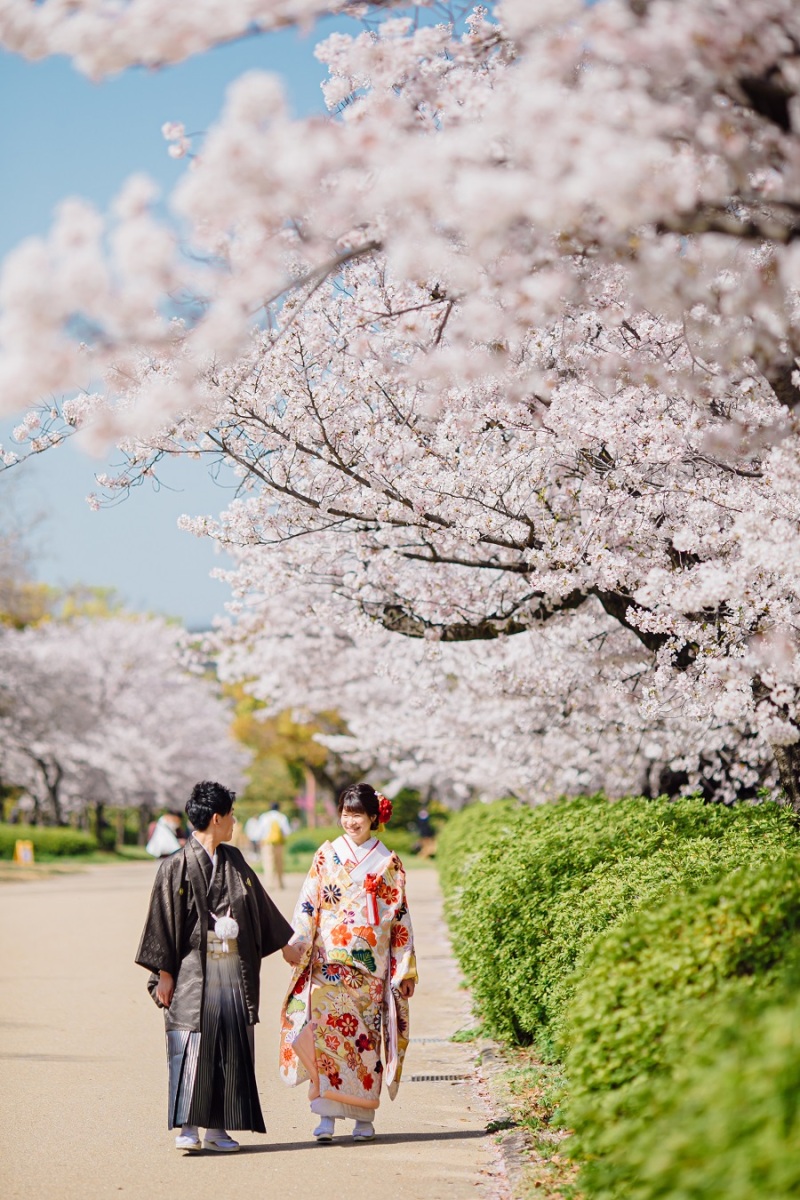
210, 908, 239, 953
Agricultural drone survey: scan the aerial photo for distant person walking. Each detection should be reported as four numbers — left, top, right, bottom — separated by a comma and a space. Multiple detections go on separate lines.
415, 808, 436, 860
135, 780, 302, 1153
256, 803, 291, 889
145, 812, 186, 858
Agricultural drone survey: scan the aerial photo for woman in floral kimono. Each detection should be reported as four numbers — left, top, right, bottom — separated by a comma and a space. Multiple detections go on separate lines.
279, 783, 417, 1143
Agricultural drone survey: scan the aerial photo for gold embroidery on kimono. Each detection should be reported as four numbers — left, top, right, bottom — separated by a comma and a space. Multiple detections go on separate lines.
280, 839, 417, 1112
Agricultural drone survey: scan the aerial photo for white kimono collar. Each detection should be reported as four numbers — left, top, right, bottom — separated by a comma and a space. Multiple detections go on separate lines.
332, 835, 391, 883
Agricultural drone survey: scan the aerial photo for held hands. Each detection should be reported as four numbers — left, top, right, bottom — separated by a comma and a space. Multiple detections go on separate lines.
156, 970, 174, 1008
282, 942, 305, 966
399, 979, 416, 999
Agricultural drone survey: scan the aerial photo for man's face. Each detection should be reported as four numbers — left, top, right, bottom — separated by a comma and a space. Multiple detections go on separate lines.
215, 806, 236, 842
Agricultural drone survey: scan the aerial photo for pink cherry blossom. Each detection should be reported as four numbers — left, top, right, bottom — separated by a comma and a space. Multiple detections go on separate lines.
2, 2, 800, 802
0, 615, 249, 824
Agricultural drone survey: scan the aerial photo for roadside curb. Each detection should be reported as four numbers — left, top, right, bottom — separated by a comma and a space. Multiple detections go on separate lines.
474, 1041, 580, 1200
473, 1042, 533, 1197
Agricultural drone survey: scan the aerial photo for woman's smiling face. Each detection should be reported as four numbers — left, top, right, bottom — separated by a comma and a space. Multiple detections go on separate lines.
340, 807, 373, 845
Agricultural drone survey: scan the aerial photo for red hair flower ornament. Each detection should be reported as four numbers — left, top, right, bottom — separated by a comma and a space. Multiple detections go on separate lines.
377, 793, 393, 825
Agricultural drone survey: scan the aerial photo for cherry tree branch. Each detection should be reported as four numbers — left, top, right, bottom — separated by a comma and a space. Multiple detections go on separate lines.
362, 585, 699, 669
657, 207, 800, 244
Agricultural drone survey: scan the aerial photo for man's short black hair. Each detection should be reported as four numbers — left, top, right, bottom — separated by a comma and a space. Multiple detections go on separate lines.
185, 780, 235, 831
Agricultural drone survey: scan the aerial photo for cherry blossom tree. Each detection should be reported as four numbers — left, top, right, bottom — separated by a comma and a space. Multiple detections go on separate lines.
0, 0, 411, 78
211, 563, 775, 805
2, 0, 798, 430
0, 614, 249, 826
2, 1, 800, 802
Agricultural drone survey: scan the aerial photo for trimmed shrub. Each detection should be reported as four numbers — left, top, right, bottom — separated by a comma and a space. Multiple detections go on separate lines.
438, 797, 800, 1198
96, 823, 117, 851
0, 823, 98, 858
564, 854, 800, 1198
436, 798, 529, 896
438, 796, 798, 1047
286, 825, 341, 856
617, 983, 800, 1200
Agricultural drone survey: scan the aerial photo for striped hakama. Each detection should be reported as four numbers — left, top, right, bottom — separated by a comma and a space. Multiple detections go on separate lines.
166, 933, 265, 1132
136, 837, 293, 1138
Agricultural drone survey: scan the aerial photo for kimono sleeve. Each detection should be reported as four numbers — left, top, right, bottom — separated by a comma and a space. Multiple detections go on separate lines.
253, 876, 294, 956
288, 856, 322, 952
389, 864, 418, 986
135, 858, 180, 976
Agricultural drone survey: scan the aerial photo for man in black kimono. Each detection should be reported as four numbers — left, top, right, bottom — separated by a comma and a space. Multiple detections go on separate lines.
136, 780, 302, 1152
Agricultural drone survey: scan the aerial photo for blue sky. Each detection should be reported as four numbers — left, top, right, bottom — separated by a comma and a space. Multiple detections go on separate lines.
0, 22, 349, 628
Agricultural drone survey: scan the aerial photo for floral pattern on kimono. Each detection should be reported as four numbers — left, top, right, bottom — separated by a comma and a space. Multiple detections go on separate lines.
280, 839, 417, 1109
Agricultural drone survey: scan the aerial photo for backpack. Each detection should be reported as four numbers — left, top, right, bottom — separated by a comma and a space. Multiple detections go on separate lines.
264, 816, 286, 845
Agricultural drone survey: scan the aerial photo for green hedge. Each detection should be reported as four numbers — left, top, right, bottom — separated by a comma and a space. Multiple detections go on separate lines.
436, 798, 525, 896
564, 854, 800, 1198
438, 796, 800, 1200
615, 981, 800, 1200
0, 822, 99, 859
438, 795, 798, 1048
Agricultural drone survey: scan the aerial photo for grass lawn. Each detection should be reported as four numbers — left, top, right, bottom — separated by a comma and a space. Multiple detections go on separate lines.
0, 845, 152, 883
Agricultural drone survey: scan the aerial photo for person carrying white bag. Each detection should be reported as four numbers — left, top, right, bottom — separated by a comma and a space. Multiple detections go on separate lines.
146, 813, 184, 858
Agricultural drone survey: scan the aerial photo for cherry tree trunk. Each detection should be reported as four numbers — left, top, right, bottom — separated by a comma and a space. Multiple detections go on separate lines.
32, 757, 65, 825
47, 783, 65, 826
94, 800, 109, 846
771, 743, 800, 813
138, 800, 153, 847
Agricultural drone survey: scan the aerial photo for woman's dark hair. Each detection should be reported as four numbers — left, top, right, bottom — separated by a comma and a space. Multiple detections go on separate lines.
337, 783, 380, 830
185, 780, 235, 831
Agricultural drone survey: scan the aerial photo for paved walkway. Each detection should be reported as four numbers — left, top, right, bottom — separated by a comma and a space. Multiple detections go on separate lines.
0, 861, 504, 1198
